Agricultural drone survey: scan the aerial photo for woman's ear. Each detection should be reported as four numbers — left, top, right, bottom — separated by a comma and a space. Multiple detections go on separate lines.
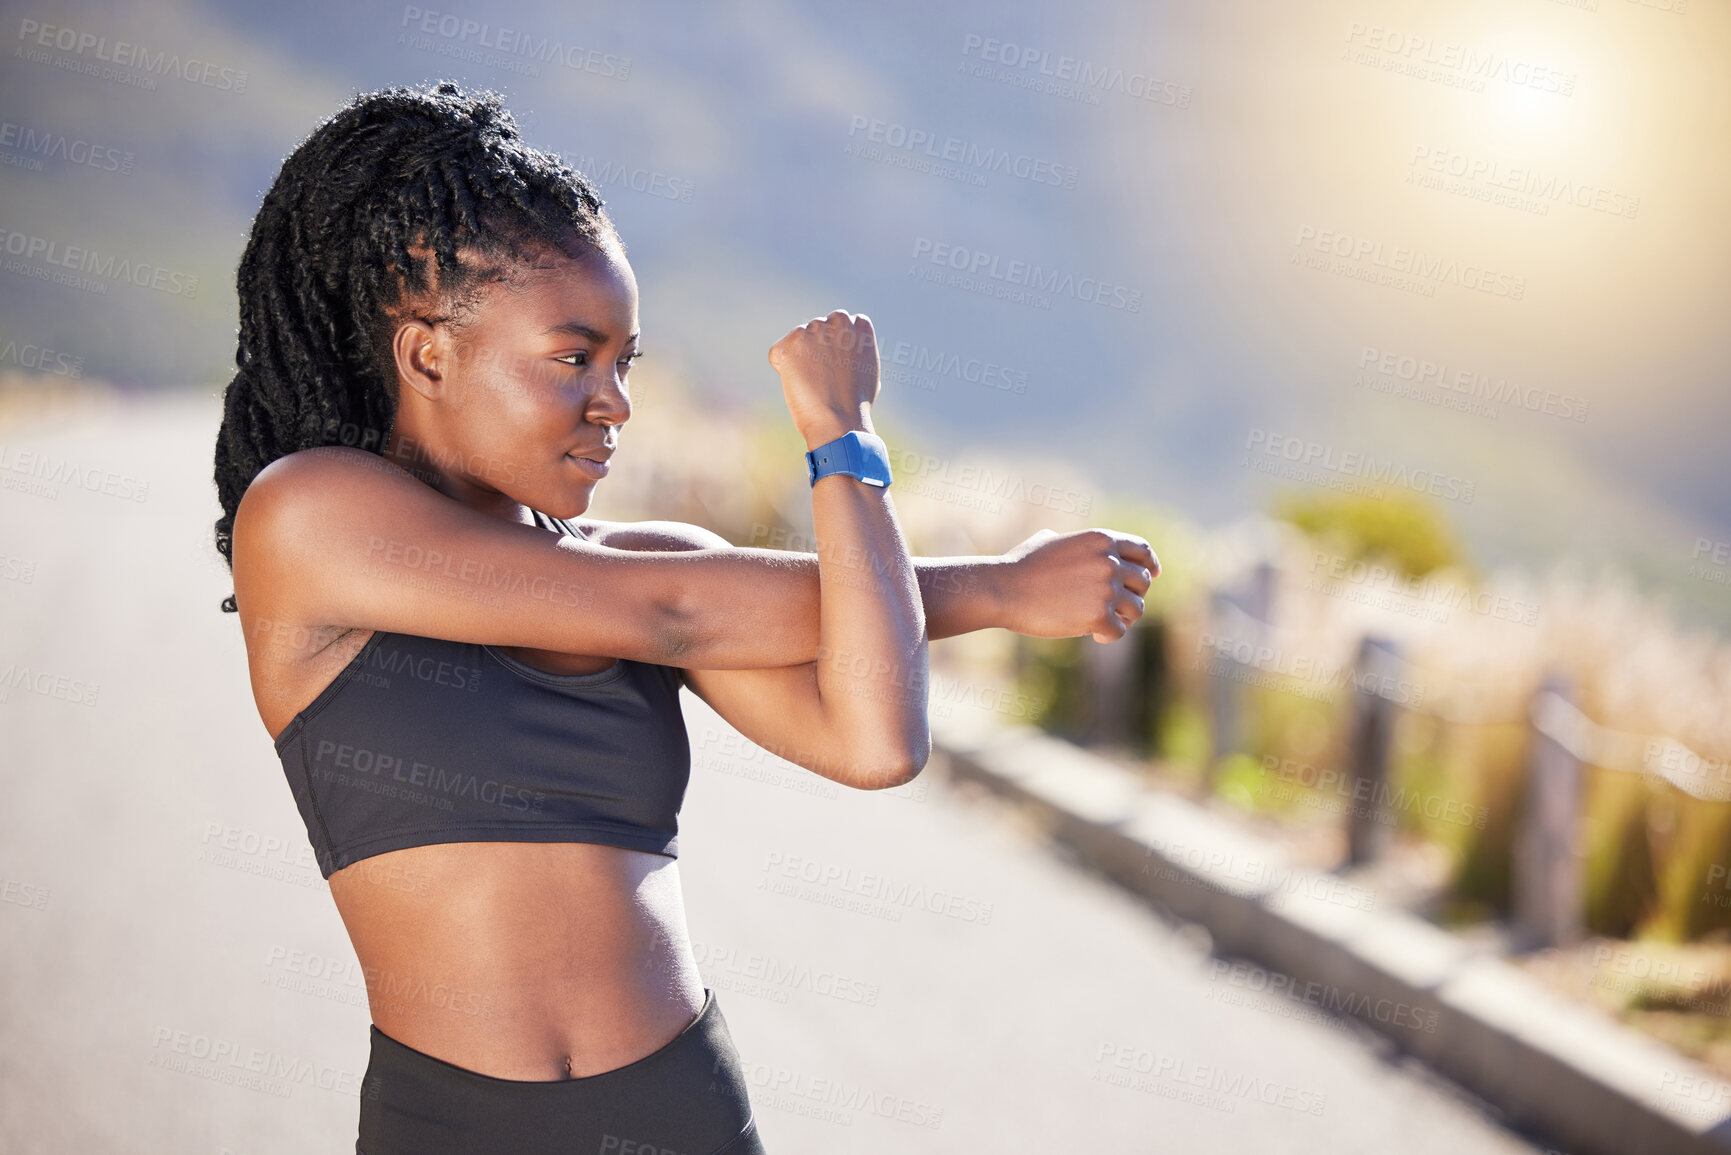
392, 319, 450, 402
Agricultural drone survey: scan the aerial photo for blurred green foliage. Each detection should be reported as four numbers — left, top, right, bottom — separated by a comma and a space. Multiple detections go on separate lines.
1005, 476, 1731, 962
1643, 793, 1731, 943
1014, 635, 1088, 738
1213, 752, 1269, 813
1428, 721, 1526, 919
1157, 700, 1212, 785
1584, 771, 1661, 938
1095, 495, 1205, 617
1275, 490, 1463, 579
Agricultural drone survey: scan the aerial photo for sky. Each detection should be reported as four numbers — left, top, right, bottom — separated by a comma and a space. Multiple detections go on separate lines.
2, 0, 1727, 627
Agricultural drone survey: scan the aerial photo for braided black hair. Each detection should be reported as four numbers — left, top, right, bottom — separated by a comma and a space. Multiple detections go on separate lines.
212, 81, 618, 611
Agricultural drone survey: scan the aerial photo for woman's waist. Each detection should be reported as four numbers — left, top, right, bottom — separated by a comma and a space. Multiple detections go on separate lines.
331, 841, 704, 1080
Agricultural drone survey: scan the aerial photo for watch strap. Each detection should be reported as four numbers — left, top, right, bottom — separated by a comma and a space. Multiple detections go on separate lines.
806, 430, 893, 488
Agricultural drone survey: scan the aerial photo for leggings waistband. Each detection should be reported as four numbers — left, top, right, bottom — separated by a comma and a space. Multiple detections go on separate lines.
357, 989, 765, 1155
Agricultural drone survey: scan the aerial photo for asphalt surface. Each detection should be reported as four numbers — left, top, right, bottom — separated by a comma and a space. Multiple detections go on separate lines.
0, 392, 1559, 1153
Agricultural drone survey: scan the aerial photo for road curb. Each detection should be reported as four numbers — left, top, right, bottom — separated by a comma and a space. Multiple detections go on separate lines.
930, 712, 1731, 1155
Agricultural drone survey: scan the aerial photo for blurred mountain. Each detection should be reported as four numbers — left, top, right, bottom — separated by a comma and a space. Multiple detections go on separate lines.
2, 0, 1727, 628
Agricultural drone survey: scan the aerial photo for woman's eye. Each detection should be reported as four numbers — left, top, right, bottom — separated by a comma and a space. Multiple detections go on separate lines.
619, 351, 643, 370
556, 352, 589, 367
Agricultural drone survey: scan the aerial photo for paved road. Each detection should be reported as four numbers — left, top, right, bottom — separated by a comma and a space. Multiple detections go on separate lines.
0, 392, 1560, 1153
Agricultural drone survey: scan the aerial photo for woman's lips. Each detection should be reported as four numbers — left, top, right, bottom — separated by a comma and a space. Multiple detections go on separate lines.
567, 453, 609, 478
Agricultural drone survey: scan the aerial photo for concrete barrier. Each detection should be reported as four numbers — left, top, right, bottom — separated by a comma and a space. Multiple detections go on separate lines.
931, 712, 1731, 1155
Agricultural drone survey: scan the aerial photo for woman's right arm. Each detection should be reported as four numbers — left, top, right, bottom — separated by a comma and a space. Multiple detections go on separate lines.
233, 445, 749, 667
233, 443, 1153, 678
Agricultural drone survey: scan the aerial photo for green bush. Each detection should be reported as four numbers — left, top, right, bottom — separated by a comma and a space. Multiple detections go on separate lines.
1275, 490, 1462, 579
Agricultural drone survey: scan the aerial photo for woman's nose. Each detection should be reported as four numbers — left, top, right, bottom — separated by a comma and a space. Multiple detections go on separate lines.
591, 371, 631, 423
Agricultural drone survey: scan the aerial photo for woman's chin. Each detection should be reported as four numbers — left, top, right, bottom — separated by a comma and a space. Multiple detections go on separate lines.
540, 487, 595, 520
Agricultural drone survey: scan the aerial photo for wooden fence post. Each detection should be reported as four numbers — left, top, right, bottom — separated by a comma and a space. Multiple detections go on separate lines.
1207, 589, 1241, 786
1206, 561, 1278, 789
1082, 626, 1137, 749
1514, 675, 1585, 949
1346, 635, 1401, 865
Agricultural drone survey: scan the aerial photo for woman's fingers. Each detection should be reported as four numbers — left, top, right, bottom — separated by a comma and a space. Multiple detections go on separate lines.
1115, 556, 1154, 597
1116, 534, 1160, 578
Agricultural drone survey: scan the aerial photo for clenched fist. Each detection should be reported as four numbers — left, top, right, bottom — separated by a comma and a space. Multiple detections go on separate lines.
999, 528, 1160, 643
768, 310, 881, 450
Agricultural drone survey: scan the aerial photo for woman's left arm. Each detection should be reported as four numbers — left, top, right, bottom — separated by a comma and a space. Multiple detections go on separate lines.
584, 517, 1156, 789
581, 519, 1157, 646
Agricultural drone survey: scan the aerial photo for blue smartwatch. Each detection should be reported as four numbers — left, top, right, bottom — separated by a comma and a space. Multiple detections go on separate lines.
806, 430, 894, 488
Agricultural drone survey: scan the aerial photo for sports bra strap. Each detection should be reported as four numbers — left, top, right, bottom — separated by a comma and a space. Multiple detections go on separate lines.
531, 509, 591, 543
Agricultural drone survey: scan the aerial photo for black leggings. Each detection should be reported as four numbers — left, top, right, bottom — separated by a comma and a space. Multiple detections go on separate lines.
356, 989, 766, 1155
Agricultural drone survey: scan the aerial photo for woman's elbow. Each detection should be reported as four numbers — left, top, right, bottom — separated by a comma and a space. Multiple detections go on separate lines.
849, 731, 932, 791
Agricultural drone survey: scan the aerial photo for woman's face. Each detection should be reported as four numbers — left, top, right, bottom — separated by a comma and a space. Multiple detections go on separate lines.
387, 236, 640, 521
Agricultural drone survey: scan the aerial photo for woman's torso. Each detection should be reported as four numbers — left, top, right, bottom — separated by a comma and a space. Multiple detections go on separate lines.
249, 525, 705, 1082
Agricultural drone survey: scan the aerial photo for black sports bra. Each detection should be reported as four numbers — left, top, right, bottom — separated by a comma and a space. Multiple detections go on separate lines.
271, 512, 691, 879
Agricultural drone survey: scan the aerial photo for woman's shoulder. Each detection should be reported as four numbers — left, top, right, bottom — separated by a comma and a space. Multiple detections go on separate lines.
235, 447, 420, 541
247, 446, 417, 501
579, 519, 733, 553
